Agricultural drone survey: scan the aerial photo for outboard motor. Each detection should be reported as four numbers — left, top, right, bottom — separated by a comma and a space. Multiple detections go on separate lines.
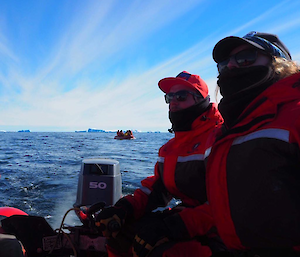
74, 158, 122, 211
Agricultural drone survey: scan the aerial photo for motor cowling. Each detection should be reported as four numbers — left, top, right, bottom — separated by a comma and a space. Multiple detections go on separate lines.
74, 158, 122, 224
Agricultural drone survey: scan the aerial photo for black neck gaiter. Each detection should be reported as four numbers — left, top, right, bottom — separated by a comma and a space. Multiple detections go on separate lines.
169, 97, 210, 132
217, 65, 275, 128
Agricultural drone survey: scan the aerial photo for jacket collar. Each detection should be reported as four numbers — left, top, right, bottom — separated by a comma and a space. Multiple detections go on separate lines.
174, 103, 223, 140
218, 72, 300, 140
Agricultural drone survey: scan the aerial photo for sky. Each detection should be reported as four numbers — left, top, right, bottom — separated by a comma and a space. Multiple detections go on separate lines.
0, 0, 300, 132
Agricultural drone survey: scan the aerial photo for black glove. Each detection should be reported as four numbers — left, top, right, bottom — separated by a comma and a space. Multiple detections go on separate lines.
95, 205, 127, 238
132, 213, 191, 257
132, 219, 170, 257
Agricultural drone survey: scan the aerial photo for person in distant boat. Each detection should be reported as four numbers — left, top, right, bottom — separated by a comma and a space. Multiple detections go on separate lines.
124, 130, 133, 137
118, 130, 124, 137
96, 71, 224, 257
197, 31, 300, 256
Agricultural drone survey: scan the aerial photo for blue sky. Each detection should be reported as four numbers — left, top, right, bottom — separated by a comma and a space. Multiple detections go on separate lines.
0, 0, 300, 132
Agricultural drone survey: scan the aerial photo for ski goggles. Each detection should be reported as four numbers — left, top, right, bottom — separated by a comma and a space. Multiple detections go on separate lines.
164, 90, 201, 104
217, 49, 259, 73
243, 32, 289, 60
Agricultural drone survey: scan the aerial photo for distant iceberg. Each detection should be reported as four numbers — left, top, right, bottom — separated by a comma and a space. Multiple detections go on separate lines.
88, 128, 105, 133
18, 130, 30, 132
75, 130, 87, 133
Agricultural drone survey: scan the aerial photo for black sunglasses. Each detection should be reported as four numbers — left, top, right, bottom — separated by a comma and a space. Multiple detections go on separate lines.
164, 90, 201, 104
217, 49, 258, 73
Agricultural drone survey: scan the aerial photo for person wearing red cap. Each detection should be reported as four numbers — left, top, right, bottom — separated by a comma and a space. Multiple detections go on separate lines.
195, 31, 300, 256
96, 71, 224, 257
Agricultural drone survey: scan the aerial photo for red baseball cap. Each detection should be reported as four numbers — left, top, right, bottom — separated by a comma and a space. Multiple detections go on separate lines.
158, 71, 208, 98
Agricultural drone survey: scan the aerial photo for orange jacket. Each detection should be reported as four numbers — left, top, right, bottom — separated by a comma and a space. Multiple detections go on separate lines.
123, 104, 223, 234
201, 73, 300, 250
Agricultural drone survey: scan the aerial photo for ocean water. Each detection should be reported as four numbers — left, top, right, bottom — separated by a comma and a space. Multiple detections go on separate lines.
0, 132, 174, 228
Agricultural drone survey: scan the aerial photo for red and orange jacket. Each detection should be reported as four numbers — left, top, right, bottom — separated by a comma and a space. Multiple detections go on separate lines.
191, 72, 300, 250
121, 103, 223, 229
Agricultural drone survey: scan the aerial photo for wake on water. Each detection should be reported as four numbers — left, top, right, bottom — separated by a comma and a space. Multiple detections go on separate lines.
0, 132, 174, 228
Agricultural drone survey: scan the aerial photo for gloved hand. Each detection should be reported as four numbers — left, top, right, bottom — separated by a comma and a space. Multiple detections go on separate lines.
132, 219, 170, 257
95, 206, 127, 238
132, 212, 192, 257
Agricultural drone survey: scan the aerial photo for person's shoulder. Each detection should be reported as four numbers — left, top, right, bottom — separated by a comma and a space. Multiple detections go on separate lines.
158, 138, 175, 153
205, 103, 224, 123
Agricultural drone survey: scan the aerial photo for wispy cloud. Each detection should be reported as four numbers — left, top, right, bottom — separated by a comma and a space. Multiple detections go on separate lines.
1, 0, 206, 131
0, 0, 299, 132
32, 0, 204, 79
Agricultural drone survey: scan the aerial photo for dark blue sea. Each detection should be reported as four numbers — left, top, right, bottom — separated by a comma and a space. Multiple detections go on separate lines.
0, 132, 174, 228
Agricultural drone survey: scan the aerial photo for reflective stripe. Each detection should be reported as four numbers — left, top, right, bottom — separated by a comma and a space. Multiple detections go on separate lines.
177, 154, 204, 162
159, 154, 206, 163
204, 147, 211, 158
157, 157, 164, 163
232, 128, 290, 145
140, 186, 151, 195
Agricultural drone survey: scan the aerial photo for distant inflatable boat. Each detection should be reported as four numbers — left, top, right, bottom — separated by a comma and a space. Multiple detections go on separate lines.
114, 135, 135, 140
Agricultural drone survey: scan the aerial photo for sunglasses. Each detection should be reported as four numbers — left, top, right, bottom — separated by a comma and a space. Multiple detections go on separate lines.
164, 90, 201, 104
217, 49, 258, 73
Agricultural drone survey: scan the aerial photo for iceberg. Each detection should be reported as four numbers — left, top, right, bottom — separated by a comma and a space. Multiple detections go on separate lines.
88, 128, 105, 133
